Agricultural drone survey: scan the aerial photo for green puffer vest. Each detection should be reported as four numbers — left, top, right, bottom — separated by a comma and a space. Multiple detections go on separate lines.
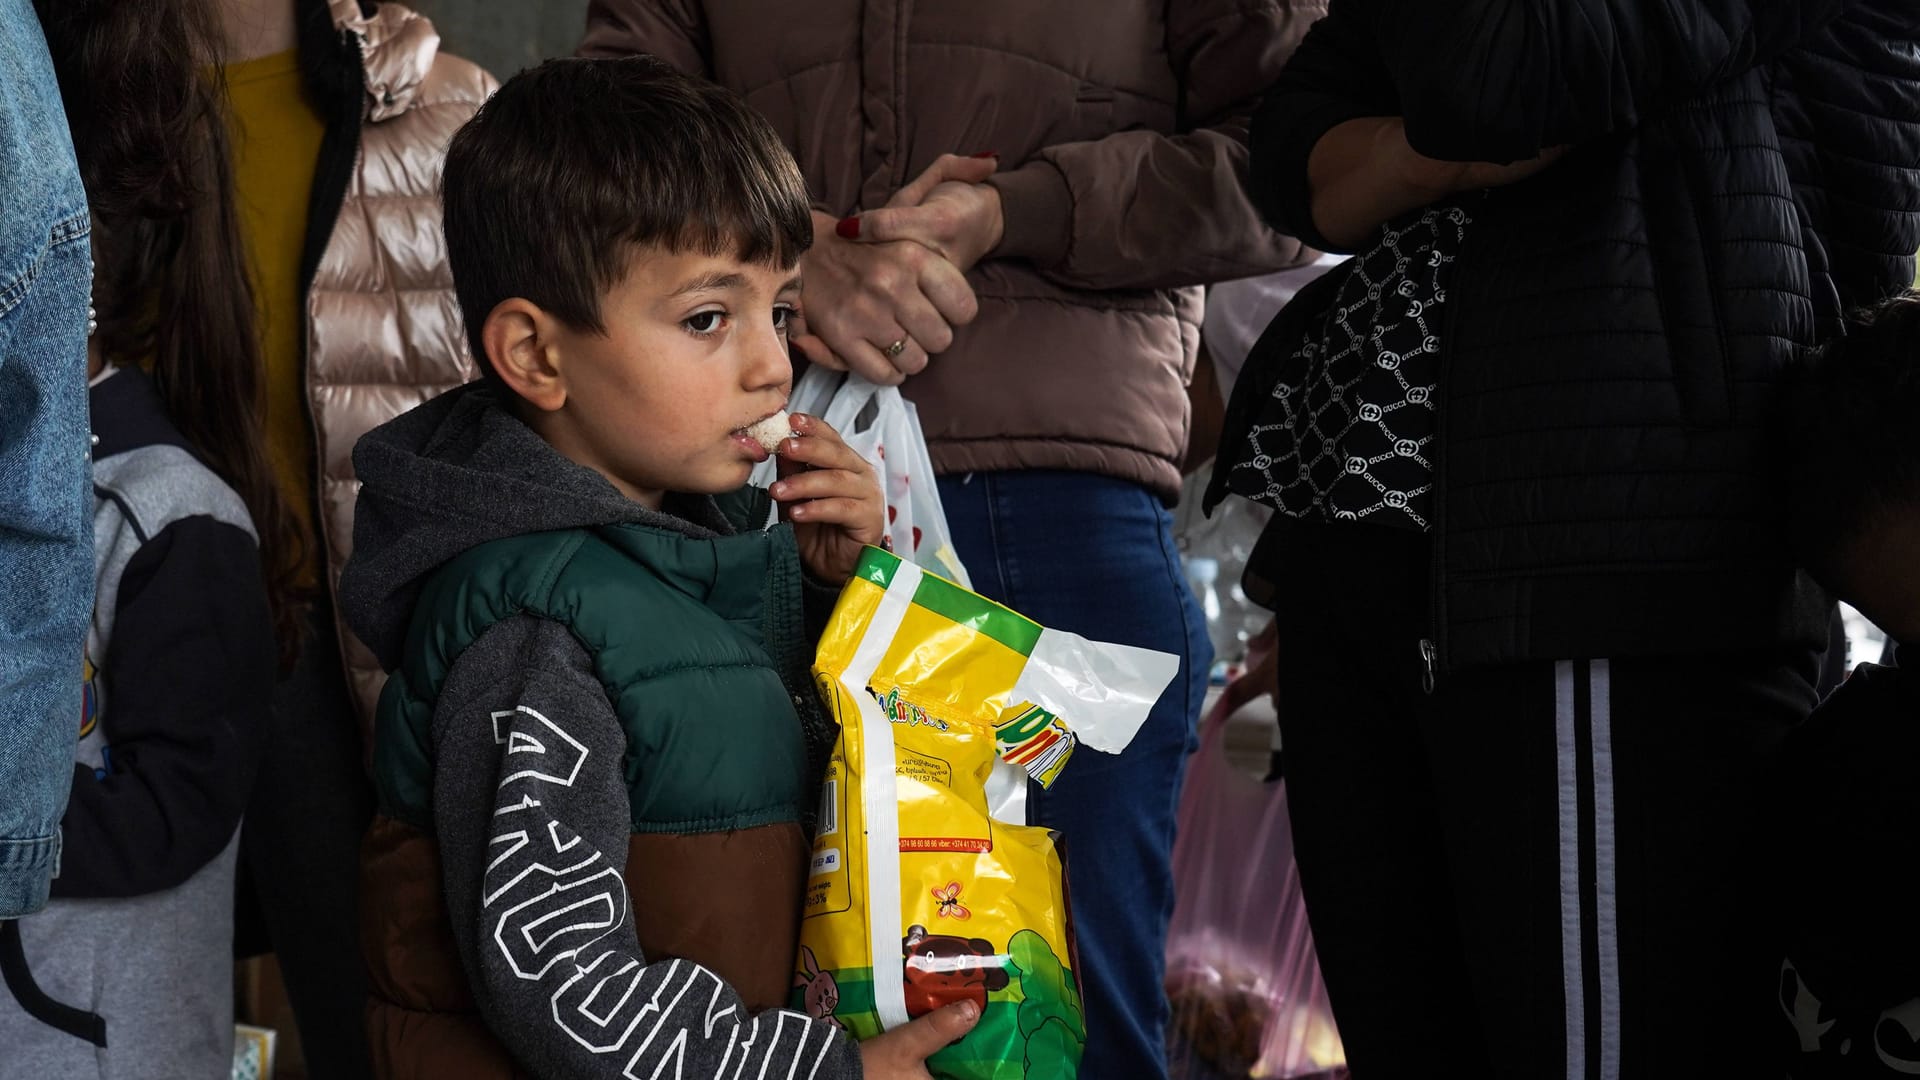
360, 496, 836, 1079
373, 502, 830, 832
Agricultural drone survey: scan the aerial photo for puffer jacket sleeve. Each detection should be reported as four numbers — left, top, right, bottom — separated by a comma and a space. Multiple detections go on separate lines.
985, 0, 1324, 291
577, 0, 711, 75
1774, 2, 1920, 311
1363, 0, 1868, 162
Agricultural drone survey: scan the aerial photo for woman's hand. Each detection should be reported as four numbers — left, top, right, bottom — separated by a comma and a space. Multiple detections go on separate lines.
859, 1002, 981, 1079
841, 154, 1007, 275
792, 154, 1000, 385
1308, 116, 1567, 249
771, 413, 886, 583
1381, 118, 1568, 199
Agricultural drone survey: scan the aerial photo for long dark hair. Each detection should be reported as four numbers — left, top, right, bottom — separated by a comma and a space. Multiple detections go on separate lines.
35, 0, 309, 669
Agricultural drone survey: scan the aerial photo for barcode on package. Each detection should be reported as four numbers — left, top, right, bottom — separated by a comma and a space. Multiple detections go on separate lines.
816, 779, 839, 838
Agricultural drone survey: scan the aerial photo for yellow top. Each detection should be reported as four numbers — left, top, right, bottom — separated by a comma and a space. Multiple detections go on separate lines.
223, 48, 326, 588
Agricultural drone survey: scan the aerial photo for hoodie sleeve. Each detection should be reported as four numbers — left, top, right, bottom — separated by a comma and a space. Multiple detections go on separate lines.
432, 615, 860, 1080
52, 516, 274, 898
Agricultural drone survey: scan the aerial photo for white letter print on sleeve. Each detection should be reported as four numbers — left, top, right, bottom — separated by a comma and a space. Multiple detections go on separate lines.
485, 705, 838, 1079
486, 706, 626, 981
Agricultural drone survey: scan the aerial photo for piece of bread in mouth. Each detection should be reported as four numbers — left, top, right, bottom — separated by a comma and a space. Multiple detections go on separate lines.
745, 410, 793, 453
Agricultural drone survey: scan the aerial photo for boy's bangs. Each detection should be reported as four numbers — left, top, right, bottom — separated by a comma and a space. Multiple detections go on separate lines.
668, 187, 813, 271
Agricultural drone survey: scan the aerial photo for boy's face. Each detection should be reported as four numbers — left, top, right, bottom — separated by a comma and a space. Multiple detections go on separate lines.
534, 247, 799, 508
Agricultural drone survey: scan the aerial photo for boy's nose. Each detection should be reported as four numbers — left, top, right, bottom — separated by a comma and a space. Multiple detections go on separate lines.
744, 323, 792, 390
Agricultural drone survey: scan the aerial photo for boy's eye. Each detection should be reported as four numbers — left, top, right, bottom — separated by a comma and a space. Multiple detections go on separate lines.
773, 305, 796, 333
684, 310, 725, 335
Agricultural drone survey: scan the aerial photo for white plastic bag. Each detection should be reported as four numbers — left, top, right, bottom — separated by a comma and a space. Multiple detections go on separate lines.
755, 368, 972, 588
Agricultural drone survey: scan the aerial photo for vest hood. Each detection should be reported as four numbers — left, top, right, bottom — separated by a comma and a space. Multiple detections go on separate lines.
339, 381, 734, 669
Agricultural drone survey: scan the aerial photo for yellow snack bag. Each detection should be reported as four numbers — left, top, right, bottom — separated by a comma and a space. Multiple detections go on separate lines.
794, 547, 1178, 1079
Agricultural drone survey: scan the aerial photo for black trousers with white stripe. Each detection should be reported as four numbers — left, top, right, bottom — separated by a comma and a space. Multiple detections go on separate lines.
1264, 521, 1820, 1079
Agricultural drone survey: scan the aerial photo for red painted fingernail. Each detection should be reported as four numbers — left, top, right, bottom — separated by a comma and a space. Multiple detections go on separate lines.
970, 150, 999, 159
835, 216, 860, 239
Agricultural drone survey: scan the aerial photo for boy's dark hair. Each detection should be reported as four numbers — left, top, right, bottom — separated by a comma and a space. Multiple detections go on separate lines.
441, 56, 812, 393
1772, 291, 1920, 583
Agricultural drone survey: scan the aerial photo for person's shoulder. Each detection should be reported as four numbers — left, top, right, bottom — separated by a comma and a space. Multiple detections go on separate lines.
417, 47, 498, 110
94, 449, 253, 537
350, 4, 496, 121
91, 376, 255, 547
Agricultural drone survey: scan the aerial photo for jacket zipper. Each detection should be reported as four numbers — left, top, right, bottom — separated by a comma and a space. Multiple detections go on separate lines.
299, 23, 370, 616
889, 1, 913, 191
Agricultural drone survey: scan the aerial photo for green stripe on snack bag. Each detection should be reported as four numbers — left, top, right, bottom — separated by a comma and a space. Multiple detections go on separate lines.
856, 544, 900, 589
910, 569, 1042, 656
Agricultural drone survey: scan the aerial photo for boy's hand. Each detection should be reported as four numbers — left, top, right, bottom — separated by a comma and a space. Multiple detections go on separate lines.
771, 413, 885, 583
859, 1002, 981, 1079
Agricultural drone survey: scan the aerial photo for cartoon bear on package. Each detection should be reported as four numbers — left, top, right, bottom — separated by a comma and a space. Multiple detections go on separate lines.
902, 925, 1010, 1017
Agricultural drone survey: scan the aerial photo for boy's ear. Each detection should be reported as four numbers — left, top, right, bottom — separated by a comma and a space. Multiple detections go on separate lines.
482, 298, 566, 412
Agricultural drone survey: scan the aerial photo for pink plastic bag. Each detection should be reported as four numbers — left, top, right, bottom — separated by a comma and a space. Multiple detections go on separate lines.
1166, 687, 1346, 1080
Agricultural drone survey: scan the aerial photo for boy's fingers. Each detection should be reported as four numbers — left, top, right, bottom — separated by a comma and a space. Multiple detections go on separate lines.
786, 411, 829, 438
786, 496, 880, 537
782, 418, 874, 475
896, 1002, 983, 1057
770, 469, 873, 505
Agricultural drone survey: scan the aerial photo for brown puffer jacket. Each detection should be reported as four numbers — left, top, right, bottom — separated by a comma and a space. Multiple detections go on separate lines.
308, 0, 495, 730
580, 0, 1322, 503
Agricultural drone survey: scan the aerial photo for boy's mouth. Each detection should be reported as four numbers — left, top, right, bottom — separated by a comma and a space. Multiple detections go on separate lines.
731, 406, 789, 465
730, 431, 773, 464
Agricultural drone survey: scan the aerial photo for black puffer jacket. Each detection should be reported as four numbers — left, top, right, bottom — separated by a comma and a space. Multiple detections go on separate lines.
1212, 0, 1920, 672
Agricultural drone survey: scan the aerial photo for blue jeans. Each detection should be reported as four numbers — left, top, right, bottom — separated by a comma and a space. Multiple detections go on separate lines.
0, 0, 94, 918
939, 470, 1209, 1080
